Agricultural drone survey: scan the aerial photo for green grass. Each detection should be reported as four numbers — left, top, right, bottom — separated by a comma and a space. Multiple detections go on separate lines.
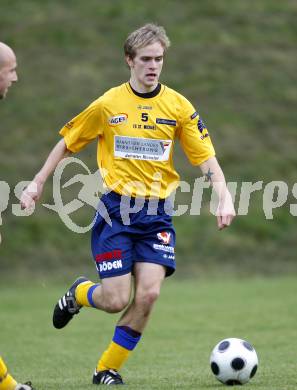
1, 277, 296, 389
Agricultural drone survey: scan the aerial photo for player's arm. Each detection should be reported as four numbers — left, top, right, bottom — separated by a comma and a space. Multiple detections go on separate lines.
199, 156, 236, 230
20, 98, 103, 210
177, 96, 235, 229
20, 138, 69, 210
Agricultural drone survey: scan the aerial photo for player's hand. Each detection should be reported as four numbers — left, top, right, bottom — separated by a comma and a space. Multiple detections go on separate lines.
216, 192, 236, 230
20, 180, 44, 210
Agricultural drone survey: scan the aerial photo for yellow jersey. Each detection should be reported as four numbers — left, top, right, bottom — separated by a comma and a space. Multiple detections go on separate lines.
60, 82, 215, 198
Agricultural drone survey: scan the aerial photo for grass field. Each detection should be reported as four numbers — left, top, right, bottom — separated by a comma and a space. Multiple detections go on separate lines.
1, 277, 296, 389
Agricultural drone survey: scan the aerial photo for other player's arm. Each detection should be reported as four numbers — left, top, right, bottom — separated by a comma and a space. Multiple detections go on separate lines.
199, 156, 236, 230
20, 138, 69, 210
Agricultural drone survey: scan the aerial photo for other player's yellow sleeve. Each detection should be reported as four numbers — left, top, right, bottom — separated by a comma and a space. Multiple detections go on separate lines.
59, 99, 103, 153
177, 98, 215, 165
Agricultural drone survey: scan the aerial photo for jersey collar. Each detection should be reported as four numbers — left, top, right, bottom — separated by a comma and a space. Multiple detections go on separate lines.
128, 82, 162, 99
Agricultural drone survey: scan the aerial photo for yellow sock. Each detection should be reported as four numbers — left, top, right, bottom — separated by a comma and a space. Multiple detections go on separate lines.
0, 374, 17, 390
97, 341, 131, 372
0, 358, 7, 379
0, 357, 17, 390
75, 280, 98, 307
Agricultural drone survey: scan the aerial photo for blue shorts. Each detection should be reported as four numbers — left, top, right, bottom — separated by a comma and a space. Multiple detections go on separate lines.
91, 191, 176, 279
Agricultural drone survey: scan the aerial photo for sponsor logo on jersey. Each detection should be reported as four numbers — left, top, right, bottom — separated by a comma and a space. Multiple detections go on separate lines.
197, 117, 209, 140
65, 121, 74, 129
200, 133, 209, 140
160, 141, 171, 154
97, 260, 123, 273
114, 136, 172, 161
163, 254, 175, 260
156, 118, 177, 126
153, 244, 174, 253
137, 105, 153, 110
197, 118, 207, 133
191, 111, 199, 120
108, 113, 128, 126
95, 250, 123, 273
157, 231, 171, 244
95, 250, 122, 262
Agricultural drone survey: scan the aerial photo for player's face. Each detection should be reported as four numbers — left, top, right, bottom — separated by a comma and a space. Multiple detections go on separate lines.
127, 41, 164, 92
0, 54, 18, 99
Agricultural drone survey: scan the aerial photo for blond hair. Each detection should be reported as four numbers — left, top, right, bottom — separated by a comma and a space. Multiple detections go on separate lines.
124, 23, 171, 59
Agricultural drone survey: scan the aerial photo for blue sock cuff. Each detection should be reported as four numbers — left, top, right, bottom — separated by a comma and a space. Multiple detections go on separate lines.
87, 284, 99, 308
112, 326, 142, 351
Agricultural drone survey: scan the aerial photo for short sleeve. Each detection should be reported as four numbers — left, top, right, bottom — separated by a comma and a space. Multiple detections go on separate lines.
59, 98, 104, 153
177, 97, 215, 165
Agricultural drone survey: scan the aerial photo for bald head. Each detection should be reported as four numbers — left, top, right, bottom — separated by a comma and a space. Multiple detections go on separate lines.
0, 42, 18, 99
0, 42, 15, 65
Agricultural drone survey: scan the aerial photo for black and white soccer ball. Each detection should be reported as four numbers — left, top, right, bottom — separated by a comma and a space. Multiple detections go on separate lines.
210, 338, 258, 385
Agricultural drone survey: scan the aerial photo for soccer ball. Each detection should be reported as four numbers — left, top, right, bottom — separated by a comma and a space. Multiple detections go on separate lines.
210, 338, 258, 385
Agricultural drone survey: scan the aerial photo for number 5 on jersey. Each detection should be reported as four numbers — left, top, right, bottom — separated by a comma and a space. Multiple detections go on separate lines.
141, 113, 149, 122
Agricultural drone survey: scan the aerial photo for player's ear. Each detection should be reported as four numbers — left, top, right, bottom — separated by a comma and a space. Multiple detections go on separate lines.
125, 55, 134, 68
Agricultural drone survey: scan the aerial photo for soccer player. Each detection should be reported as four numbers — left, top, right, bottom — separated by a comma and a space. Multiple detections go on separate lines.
20, 24, 235, 385
0, 42, 35, 390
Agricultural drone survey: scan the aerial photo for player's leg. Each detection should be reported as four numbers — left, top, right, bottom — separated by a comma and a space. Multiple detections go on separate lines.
52, 206, 134, 329
0, 357, 17, 390
93, 263, 166, 385
92, 199, 177, 384
52, 273, 132, 329
121, 221, 176, 334
82, 273, 132, 313
117, 262, 166, 332
0, 357, 34, 390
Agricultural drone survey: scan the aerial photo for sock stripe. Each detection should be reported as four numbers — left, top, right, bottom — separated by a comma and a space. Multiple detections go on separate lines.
87, 284, 98, 308
118, 325, 141, 338
112, 326, 142, 351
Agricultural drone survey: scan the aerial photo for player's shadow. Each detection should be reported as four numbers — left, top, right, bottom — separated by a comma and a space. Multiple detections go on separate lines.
200, 382, 262, 388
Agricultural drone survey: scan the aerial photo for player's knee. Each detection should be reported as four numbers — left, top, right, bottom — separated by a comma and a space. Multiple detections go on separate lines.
103, 295, 129, 313
146, 288, 160, 305
136, 286, 160, 308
